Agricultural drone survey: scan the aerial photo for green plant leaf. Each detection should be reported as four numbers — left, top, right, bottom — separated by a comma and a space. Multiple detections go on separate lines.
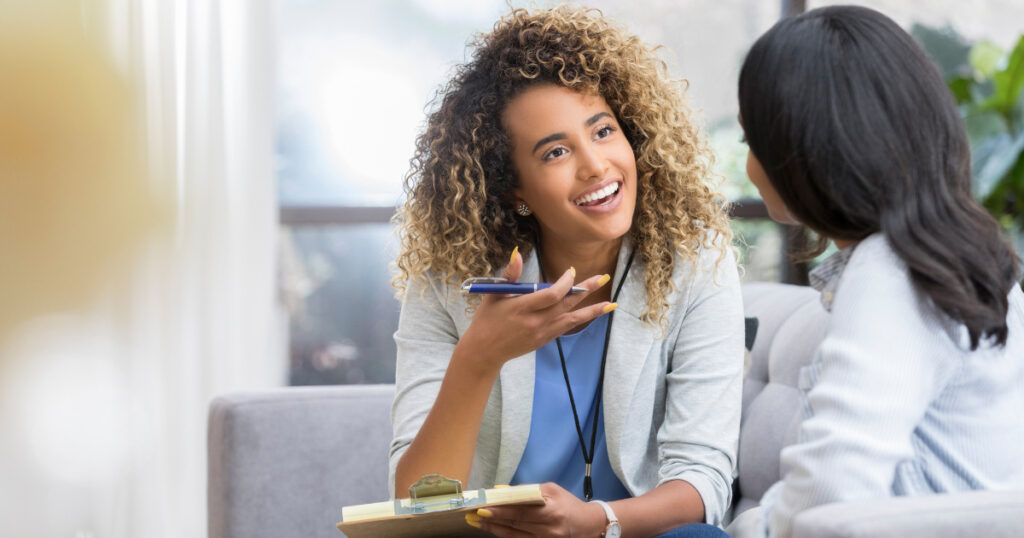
974, 130, 1024, 198
970, 78, 997, 103
983, 150, 1024, 226
983, 35, 1024, 115
969, 40, 1004, 78
964, 108, 1008, 149
1013, 83, 1024, 130
949, 76, 973, 103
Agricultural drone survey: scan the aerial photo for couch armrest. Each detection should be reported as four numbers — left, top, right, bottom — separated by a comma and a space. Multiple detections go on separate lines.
792, 490, 1024, 538
208, 385, 394, 538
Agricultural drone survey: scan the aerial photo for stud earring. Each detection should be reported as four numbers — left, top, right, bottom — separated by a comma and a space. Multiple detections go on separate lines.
517, 203, 532, 216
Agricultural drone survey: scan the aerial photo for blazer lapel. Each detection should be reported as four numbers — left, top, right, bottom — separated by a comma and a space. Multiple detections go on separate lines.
494, 250, 539, 484
602, 242, 659, 475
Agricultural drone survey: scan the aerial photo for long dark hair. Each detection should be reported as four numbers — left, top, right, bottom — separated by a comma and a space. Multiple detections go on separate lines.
739, 5, 1020, 348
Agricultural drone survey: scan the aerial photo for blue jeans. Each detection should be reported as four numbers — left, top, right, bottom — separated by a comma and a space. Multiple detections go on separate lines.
655, 523, 730, 538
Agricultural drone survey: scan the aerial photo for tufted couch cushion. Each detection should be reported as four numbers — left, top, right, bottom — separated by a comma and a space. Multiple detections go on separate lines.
734, 282, 827, 516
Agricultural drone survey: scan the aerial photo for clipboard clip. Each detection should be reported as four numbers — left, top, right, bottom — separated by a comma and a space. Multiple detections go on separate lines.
394, 474, 488, 515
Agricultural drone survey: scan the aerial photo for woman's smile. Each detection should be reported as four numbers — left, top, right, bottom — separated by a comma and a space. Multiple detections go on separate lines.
572, 180, 622, 210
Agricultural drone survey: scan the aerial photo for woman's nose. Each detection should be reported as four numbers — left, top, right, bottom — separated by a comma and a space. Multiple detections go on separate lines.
576, 143, 608, 181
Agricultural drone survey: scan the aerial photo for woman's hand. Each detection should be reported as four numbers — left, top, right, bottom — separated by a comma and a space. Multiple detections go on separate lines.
466, 482, 607, 537
455, 249, 614, 375
395, 249, 614, 492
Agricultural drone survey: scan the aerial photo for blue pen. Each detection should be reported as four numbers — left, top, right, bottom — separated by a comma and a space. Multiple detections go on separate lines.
461, 277, 588, 295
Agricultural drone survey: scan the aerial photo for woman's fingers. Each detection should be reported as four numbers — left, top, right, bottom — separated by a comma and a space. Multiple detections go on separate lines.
557, 272, 610, 311
480, 247, 524, 308
526, 267, 612, 311
474, 519, 533, 538
555, 301, 618, 334
471, 506, 548, 537
516, 267, 576, 309
501, 246, 523, 283
521, 272, 615, 339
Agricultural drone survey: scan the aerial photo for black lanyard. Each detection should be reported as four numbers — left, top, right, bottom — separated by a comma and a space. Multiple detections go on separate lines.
537, 247, 635, 501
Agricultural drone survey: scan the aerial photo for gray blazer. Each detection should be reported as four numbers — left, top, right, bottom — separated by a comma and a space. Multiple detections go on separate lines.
389, 239, 745, 525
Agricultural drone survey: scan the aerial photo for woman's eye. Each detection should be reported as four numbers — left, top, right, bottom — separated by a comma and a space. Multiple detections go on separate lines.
543, 147, 568, 160
595, 125, 616, 139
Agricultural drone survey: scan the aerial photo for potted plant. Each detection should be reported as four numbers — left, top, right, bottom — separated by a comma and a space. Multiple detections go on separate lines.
913, 25, 1024, 257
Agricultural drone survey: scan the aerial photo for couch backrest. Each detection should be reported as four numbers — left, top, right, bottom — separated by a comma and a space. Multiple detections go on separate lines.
208, 384, 394, 538
735, 282, 827, 516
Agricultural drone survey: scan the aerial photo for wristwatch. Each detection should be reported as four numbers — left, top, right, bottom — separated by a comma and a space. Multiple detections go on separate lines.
591, 500, 621, 538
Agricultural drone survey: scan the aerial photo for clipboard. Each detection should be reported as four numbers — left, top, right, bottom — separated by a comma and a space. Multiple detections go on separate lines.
337, 474, 545, 538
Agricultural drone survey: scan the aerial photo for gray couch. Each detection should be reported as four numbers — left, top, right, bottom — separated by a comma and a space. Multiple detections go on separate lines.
208, 282, 1024, 538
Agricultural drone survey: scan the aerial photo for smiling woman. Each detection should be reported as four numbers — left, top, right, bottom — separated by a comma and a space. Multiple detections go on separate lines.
388, 6, 745, 538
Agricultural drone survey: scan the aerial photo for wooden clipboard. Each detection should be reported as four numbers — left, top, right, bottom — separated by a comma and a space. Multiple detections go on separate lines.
337, 475, 545, 538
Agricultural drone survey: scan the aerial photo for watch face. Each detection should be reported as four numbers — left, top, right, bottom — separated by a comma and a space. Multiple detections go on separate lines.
606, 522, 622, 538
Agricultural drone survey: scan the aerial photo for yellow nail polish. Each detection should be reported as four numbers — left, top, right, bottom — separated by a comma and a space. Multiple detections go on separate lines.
598, 274, 611, 287
493, 484, 510, 489
569, 266, 576, 278
602, 303, 618, 314
465, 514, 482, 528
466, 513, 481, 522
510, 246, 519, 265
477, 509, 493, 518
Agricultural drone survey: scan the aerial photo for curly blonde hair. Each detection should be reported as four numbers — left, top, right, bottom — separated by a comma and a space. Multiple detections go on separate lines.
393, 6, 731, 325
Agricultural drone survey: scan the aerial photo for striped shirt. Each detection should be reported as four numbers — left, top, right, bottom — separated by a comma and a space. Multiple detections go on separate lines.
759, 234, 1024, 538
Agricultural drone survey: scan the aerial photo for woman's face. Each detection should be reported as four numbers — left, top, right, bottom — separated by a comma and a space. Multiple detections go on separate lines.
505, 85, 637, 249
743, 138, 800, 225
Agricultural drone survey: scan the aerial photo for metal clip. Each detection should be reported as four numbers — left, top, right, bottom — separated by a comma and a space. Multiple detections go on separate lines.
460, 276, 508, 292
394, 474, 488, 515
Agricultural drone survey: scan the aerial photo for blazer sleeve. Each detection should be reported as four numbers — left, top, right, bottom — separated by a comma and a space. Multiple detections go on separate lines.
387, 275, 460, 497
657, 245, 745, 526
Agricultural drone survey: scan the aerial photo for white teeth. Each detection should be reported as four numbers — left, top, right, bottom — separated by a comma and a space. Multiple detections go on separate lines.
574, 182, 620, 205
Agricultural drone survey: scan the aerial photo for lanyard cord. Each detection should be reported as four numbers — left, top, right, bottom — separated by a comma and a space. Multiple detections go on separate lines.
537, 247, 635, 501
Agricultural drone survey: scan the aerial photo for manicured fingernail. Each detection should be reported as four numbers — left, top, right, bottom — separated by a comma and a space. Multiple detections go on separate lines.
569, 266, 576, 278
477, 509, 493, 518
598, 274, 611, 287
465, 513, 482, 527
602, 303, 618, 313
493, 484, 510, 489
510, 246, 519, 265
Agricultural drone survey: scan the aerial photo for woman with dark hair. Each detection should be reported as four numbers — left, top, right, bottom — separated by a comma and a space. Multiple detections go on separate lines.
735, 5, 1024, 537
388, 6, 744, 538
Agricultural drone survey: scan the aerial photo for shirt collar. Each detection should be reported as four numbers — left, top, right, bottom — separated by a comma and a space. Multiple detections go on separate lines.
808, 244, 858, 311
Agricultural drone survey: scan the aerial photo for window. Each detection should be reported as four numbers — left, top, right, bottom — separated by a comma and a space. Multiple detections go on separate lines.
276, 0, 1020, 385
276, 0, 779, 386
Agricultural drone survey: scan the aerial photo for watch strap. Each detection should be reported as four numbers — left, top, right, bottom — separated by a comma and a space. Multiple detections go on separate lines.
591, 499, 618, 529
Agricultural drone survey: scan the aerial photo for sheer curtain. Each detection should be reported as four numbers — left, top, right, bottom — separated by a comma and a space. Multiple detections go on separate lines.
110, 1, 283, 537
0, 1, 281, 536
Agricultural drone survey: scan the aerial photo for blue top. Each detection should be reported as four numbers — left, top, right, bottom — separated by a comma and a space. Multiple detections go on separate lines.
510, 314, 631, 501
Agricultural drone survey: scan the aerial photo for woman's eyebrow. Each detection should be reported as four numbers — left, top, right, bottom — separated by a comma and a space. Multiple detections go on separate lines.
585, 112, 611, 126
531, 112, 614, 155
532, 132, 567, 155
